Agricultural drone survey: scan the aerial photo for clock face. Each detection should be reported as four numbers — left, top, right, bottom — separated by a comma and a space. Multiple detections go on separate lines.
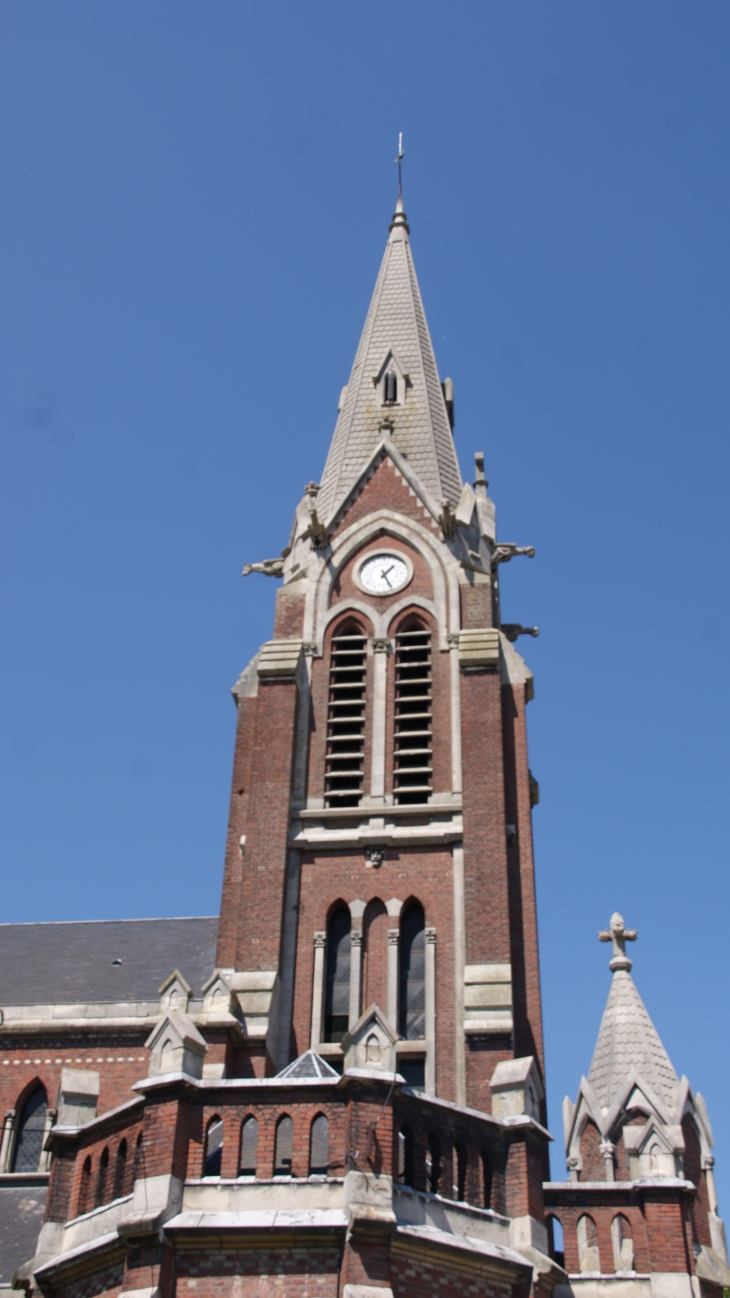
358, 552, 410, 595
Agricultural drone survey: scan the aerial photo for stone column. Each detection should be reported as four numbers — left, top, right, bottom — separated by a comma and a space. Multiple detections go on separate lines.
447, 634, 462, 796
600, 1139, 615, 1182
369, 638, 390, 802
425, 928, 437, 1096
349, 931, 363, 1026
452, 843, 466, 1106
310, 932, 326, 1050
0, 1111, 16, 1173
38, 1109, 56, 1173
387, 929, 400, 1031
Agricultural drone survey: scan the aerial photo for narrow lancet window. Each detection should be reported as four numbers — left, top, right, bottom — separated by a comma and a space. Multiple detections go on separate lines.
399, 902, 426, 1040
309, 1114, 329, 1175
274, 1115, 293, 1176
11, 1086, 48, 1173
239, 1116, 258, 1176
383, 369, 397, 403
325, 625, 367, 808
394, 623, 432, 805
324, 907, 351, 1042
204, 1117, 224, 1176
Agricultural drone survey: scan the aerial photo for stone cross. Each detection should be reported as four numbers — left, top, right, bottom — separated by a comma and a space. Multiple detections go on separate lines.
598, 912, 638, 973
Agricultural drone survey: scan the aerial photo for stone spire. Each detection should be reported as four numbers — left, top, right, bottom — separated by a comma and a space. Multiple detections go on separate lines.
316, 200, 463, 526
587, 914, 679, 1111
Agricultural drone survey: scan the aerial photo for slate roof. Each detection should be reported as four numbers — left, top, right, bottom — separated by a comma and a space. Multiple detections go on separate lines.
0, 917, 218, 1005
587, 968, 679, 1111
317, 202, 462, 525
0, 1180, 47, 1283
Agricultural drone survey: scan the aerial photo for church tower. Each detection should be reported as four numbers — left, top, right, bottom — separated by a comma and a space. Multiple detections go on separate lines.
216, 195, 544, 1116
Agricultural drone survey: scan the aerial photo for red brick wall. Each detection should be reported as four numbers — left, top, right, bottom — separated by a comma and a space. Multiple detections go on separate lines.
173, 1245, 341, 1298
0, 1044, 149, 1131
501, 682, 544, 1082
580, 1121, 605, 1181
329, 456, 442, 542
217, 693, 258, 969
231, 677, 300, 978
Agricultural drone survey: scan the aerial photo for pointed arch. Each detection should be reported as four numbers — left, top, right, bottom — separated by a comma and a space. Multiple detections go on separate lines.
79, 1156, 92, 1215
393, 615, 432, 805
11, 1083, 48, 1173
309, 1113, 329, 1176
325, 617, 369, 809
274, 1115, 293, 1176
611, 1214, 634, 1272
324, 904, 351, 1043
453, 1140, 466, 1201
239, 1115, 258, 1177
95, 1146, 109, 1207
577, 1215, 600, 1272
204, 1115, 224, 1177
399, 900, 425, 1040
113, 1139, 128, 1199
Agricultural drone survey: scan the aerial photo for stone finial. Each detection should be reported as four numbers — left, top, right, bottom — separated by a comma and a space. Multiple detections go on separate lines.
599, 912, 638, 973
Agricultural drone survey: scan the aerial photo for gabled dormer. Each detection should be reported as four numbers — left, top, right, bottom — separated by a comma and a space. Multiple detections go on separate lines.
373, 347, 409, 409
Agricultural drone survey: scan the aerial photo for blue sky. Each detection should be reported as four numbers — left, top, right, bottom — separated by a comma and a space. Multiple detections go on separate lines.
1, 2, 729, 1195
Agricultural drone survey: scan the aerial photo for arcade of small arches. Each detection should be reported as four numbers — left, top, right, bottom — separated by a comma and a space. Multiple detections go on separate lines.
312, 895, 434, 1089
545, 1211, 635, 1276
76, 1130, 142, 1217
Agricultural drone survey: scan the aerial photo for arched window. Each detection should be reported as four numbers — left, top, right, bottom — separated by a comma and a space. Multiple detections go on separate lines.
133, 1130, 144, 1181
611, 1214, 634, 1272
324, 906, 351, 1043
309, 1114, 329, 1176
362, 898, 388, 1012
95, 1146, 109, 1207
547, 1215, 565, 1268
394, 620, 432, 805
481, 1148, 493, 1209
11, 1085, 48, 1173
204, 1117, 224, 1177
383, 370, 398, 404
274, 1115, 293, 1176
397, 1125, 414, 1187
426, 1133, 441, 1195
79, 1156, 92, 1215
453, 1140, 467, 1201
113, 1139, 127, 1199
325, 622, 368, 808
239, 1116, 258, 1177
577, 1215, 600, 1273
399, 902, 425, 1040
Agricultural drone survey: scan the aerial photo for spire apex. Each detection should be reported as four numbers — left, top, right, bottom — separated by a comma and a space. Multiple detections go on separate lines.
598, 911, 638, 973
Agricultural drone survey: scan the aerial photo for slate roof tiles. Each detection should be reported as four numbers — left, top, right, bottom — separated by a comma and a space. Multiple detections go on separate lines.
317, 206, 462, 524
587, 968, 679, 1111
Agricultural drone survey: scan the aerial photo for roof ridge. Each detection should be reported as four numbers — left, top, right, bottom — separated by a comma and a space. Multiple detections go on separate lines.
0, 915, 218, 928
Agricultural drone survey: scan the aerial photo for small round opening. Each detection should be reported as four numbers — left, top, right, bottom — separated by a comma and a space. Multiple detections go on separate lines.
111, 958, 122, 966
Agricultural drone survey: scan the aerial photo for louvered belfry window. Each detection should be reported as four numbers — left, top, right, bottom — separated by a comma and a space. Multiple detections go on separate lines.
325, 625, 367, 808
394, 622, 432, 805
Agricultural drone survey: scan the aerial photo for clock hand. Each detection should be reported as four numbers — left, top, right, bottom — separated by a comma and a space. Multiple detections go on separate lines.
380, 565, 394, 588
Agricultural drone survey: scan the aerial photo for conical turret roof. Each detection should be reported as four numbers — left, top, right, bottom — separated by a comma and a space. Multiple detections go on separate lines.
317, 201, 462, 525
587, 968, 679, 1111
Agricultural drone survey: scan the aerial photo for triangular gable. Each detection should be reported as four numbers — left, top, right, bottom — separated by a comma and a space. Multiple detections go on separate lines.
326, 438, 443, 537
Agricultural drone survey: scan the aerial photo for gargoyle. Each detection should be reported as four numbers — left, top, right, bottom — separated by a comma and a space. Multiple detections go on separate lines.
491, 543, 535, 569
501, 624, 540, 642
242, 557, 286, 578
